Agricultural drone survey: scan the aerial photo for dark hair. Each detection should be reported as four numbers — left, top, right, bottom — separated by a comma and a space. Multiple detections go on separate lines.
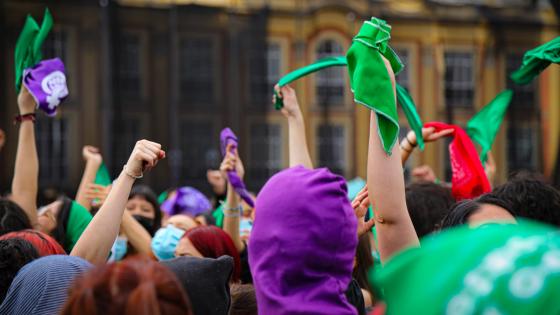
0, 199, 32, 236
405, 182, 455, 237
0, 238, 39, 303
353, 233, 374, 298
493, 174, 560, 227
129, 185, 162, 233
440, 193, 514, 229
229, 284, 257, 315
62, 257, 193, 315
195, 211, 216, 226
52, 197, 73, 252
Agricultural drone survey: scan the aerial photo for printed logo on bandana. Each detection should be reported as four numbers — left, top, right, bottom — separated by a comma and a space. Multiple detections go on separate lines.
41, 71, 68, 110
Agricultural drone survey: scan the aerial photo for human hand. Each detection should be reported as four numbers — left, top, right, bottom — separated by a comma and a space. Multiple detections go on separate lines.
207, 169, 226, 195
351, 186, 375, 237
220, 144, 245, 180
17, 86, 36, 115
484, 151, 496, 186
407, 127, 454, 147
84, 183, 112, 207
82, 145, 103, 165
0, 129, 5, 151
412, 165, 437, 183
125, 140, 165, 177
274, 85, 302, 121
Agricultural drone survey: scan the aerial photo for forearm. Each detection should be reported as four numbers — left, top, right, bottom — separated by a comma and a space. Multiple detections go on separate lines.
121, 210, 153, 257
367, 112, 419, 263
288, 116, 313, 169
11, 121, 39, 228
75, 160, 102, 210
70, 171, 134, 264
223, 183, 244, 252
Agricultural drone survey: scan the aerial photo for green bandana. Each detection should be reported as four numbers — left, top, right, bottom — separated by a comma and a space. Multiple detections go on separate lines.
347, 18, 404, 155
94, 162, 112, 186
274, 56, 347, 109
65, 201, 93, 252
466, 89, 513, 163
14, 8, 53, 92
157, 191, 169, 205
396, 85, 425, 151
212, 203, 224, 228
371, 220, 560, 315
511, 37, 560, 85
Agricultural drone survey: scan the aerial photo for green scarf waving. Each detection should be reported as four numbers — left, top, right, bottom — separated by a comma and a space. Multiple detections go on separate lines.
347, 18, 404, 155
14, 8, 53, 92
511, 37, 560, 85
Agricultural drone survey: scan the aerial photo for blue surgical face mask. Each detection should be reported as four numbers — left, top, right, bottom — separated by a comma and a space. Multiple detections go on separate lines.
151, 224, 185, 261
109, 236, 128, 262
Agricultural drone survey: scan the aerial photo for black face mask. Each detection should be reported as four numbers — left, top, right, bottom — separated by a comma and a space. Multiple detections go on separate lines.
132, 215, 155, 236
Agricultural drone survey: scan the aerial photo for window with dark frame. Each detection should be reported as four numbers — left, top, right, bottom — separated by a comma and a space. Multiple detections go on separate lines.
394, 48, 410, 90
180, 37, 215, 106
42, 30, 67, 62
317, 124, 345, 176
250, 42, 281, 106
112, 117, 141, 176
506, 53, 537, 109
36, 117, 68, 187
248, 123, 282, 190
179, 121, 218, 190
316, 39, 345, 107
444, 52, 474, 109
118, 34, 141, 99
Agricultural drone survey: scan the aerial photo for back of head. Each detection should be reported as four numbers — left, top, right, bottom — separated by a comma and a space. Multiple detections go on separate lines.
229, 284, 257, 315
63, 257, 192, 315
0, 229, 65, 256
0, 255, 91, 315
0, 238, 39, 303
493, 174, 560, 226
162, 255, 233, 315
183, 226, 241, 282
440, 194, 514, 230
405, 182, 455, 237
0, 199, 32, 236
249, 166, 358, 315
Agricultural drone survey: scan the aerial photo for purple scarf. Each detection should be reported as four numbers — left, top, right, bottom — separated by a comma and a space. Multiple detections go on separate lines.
161, 187, 211, 217
220, 128, 255, 208
249, 166, 358, 315
22, 58, 68, 116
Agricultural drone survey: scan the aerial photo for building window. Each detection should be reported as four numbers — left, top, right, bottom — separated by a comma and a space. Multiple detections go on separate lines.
506, 53, 537, 109
316, 39, 345, 107
444, 52, 474, 109
180, 121, 217, 189
248, 123, 282, 190
507, 125, 538, 171
42, 30, 67, 61
317, 124, 345, 176
394, 48, 410, 90
113, 118, 141, 175
118, 34, 141, 99
36, 117, 68, 186
250, 42, 282, 106
180, 38, 215, 105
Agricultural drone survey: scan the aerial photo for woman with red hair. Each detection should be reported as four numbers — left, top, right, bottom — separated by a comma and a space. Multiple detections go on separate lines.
175, 226, 241, 283
0, 229, 65, 256
61, 257, 192, 315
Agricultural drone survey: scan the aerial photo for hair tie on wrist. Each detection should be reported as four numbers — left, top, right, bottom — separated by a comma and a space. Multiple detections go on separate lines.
13, 113, 36, 125
123, 164, 143, 179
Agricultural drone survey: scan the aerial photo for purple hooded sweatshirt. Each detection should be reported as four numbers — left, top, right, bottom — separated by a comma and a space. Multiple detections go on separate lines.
249, 166, 358, 315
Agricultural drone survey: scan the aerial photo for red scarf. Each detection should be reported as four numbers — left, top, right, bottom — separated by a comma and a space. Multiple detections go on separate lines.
424, 122, 491, 200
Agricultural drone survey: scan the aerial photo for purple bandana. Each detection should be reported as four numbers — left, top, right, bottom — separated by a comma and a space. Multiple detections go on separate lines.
220, 128, 255, 208
161, 186, 211, 217
22, 58, 68, 116
249, 166, 358, 315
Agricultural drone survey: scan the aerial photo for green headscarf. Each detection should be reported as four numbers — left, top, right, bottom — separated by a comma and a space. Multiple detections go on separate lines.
347, 18, 404, 155
371, 220, 560, 315
94, 162, 112, 186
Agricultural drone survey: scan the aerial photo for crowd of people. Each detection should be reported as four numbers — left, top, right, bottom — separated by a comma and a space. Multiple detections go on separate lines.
1, 11, 560, 315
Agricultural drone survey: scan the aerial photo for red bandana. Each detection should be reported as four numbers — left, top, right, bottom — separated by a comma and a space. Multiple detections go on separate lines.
424, 122, 491, 200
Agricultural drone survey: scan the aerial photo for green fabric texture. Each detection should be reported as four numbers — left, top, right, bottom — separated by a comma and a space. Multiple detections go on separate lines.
157, 191, 169, 205
65, 201, 93, 252
371, 220, 560, 315
14, 8, 53, 92
347, 18, 404, 155
511, 37, 560, 85
212, 203, 224, 228
94, 162, 112, 186
396, 85, 425, 151
466, 89, 513, 163
274, 56, 348, 109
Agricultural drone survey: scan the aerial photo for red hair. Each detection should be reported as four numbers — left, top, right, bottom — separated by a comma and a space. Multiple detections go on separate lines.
184, 226, 241, 282
62, 256, 192, 315
0, 229, 65, 256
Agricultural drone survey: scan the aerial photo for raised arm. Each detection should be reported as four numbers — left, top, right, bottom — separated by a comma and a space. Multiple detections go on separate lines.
400, 127, 454, 166
11, 86, 39, 228
367, 57, 419, 263
75, 146, 103, 210
221, 144, 245, 253
70, 140, 164, 264
275, 85, 313, 169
